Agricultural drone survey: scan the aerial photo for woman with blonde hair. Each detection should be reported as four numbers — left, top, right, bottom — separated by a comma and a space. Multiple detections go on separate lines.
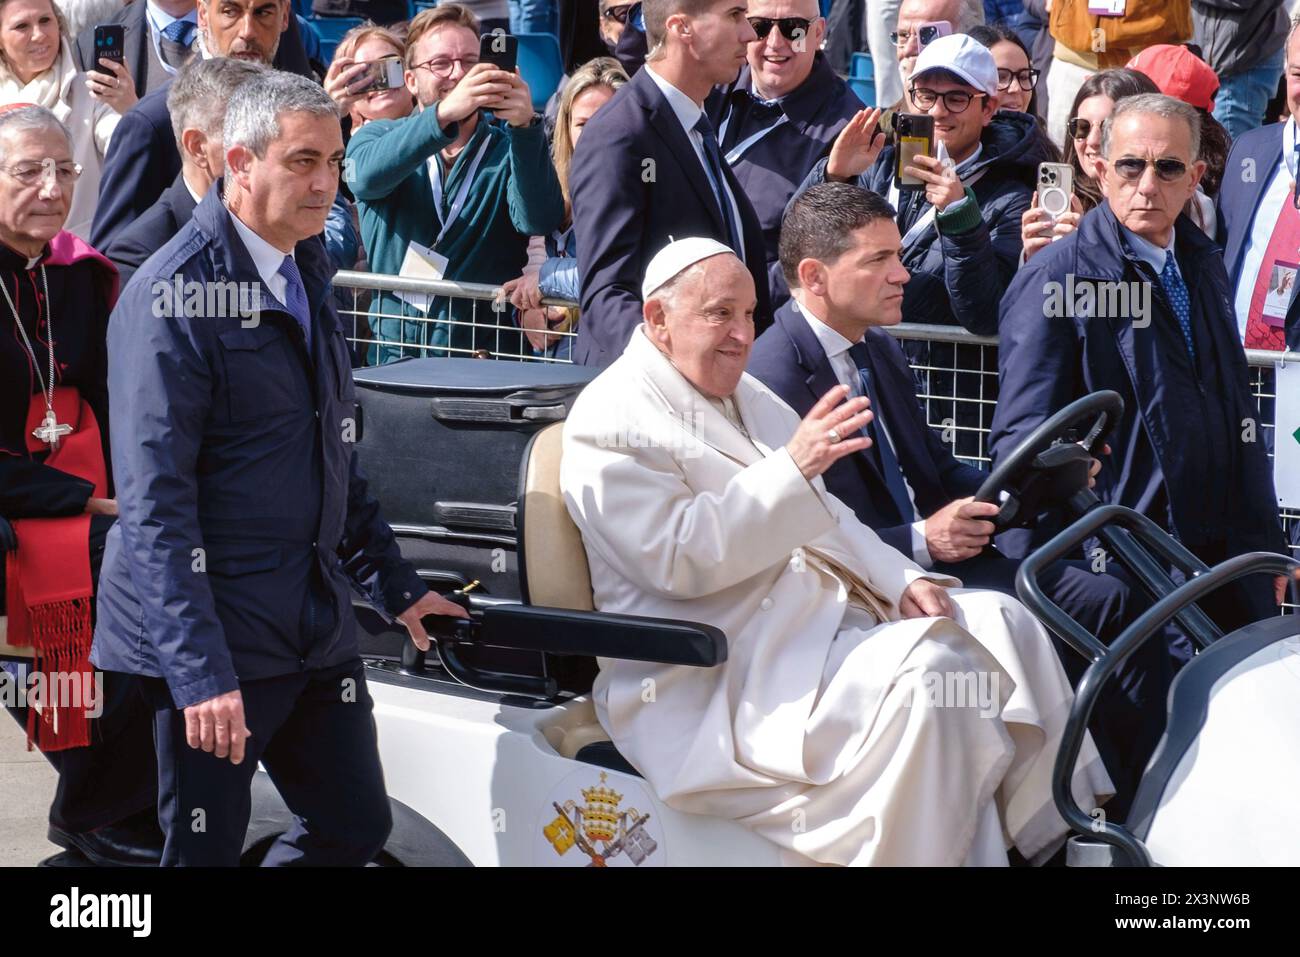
323, 21, 415, 131
0, 0, 135, 239
502, 55, 627, 359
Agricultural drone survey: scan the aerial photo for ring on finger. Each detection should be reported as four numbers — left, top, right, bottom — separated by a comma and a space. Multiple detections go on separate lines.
827, 427, 841, 444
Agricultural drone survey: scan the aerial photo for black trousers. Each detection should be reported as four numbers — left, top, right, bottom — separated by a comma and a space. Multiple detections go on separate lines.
145, 658, 392, 867
934, 548, 1173, 822
2, 514, 158, 833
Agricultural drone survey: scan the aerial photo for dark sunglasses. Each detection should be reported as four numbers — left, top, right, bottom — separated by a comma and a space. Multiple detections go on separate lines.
601, 3, 634, 23
748, 16, 813, 40
996, 67, 1040, 92
1111, 157, 1189, 181
1067, 117, 1095, 140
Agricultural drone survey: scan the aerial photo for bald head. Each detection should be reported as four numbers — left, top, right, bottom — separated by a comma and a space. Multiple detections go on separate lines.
643, 253, 756, 398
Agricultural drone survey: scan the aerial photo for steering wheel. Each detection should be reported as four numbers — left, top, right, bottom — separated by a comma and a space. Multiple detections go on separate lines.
975, 390, 1125, 533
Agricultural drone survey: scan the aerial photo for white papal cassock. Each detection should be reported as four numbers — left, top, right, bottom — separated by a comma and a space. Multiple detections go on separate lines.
560, 329, 1112, 866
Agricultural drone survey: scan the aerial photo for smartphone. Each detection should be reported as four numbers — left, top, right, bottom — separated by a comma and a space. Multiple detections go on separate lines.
1037, 162, 1074, 219
479, 32, 518, 73
894, 113, 934, 190
360, 55, 404, 93
916, 20, 952, 50
92, 24, 125, 76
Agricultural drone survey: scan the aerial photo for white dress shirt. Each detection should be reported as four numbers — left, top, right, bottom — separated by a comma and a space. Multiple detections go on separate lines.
794, 299, 933, 567
643, 65, 747, 261
1232, 116, 1297, 342
229, 209, 292, 306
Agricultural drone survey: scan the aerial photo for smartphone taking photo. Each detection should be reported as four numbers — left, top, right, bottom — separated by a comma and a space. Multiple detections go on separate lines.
894, 113, 935, 190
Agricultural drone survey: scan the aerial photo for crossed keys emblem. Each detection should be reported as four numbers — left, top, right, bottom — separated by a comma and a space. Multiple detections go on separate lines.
542, 772, 658, 866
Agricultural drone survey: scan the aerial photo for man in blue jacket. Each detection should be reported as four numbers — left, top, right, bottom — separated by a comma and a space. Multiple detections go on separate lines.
92, 72, 467, 867
993, 93, 1287, 637
797, 32, 1052, 460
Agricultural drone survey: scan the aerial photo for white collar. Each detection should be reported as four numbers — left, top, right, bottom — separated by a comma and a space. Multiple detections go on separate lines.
645, 65, 704, 136
227, 207, 293, 279
793, 297, 858, 360
1121, 222, 1175, 276
1284, 115, 1298, 180
182, 172, 205, 205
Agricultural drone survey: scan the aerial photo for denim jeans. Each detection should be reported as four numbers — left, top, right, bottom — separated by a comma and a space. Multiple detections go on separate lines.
1214, 46, 1285, 141
509, 0, 556, 35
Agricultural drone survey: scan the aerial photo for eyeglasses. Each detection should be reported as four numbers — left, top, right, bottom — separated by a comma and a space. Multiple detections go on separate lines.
1067, 117, 1096, 141
910, 86, 986, 114
601, 3, 634, 23
1110, 157, 1189, 182
890, 24, 944, 47
748, 16, 813, 41
996, 67, 1040, 92
0, 161, 82, 187
412, 55, 479, 78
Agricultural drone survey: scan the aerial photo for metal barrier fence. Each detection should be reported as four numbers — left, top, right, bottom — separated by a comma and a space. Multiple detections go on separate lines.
333, 271, 1299, 566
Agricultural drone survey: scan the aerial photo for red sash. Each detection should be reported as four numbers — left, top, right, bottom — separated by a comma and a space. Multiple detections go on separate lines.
5, 386, 105, 750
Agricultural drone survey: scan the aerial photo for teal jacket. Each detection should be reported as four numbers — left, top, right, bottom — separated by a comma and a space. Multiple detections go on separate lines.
346, 106, 564, 363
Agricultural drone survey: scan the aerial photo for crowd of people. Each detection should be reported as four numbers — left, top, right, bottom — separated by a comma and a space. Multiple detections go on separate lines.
0, 0, 1297, 867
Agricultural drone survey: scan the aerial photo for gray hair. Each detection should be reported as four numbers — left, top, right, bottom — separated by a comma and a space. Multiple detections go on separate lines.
222, 69, 339, 160
1101, 92, 1201, 163
169, 57, 267, 144
0, 105, 73, 164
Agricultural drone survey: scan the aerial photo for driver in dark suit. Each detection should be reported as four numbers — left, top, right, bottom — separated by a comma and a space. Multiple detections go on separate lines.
748, 183, 1176, 817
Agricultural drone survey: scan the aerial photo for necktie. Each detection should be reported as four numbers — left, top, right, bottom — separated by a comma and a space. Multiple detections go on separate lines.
849, 342, 914, 523
159, 19, 197, 69
1159, 250, 1196, 362
1243, 167, 1299, 351
277, 255, 312, 351
691, 113, 743, 255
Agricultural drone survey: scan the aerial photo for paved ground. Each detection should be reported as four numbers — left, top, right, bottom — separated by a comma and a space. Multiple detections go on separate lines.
0, 704, 60, 867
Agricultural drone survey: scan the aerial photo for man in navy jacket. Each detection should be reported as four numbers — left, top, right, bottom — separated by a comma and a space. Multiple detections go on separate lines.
750, 183, 1167, 813
90, 0, 314, 252
569, 0, 771, 367
92, 74, 466, 866
993, 94, 1287, 636
704, 0, 861, 309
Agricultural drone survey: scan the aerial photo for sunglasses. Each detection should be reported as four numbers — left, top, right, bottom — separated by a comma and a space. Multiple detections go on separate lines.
748, 16, 813, 41
1067, 117, 1096, 141
889, 24, 945, 46
601, 3, 634, 23
996, 67, 1040, 92
1110, 157, 1189, 182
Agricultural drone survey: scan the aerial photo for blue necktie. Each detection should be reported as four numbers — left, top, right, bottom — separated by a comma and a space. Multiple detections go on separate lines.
277, 255, 312, 351
1159, 249, 1196, 361
849, 342, 914, 523
161, 19, 196, 46
691, 113, 743, 255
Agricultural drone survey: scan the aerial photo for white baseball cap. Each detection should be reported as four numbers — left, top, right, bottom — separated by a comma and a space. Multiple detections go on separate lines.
910, 33, 999, 98
641, 236, 736, 301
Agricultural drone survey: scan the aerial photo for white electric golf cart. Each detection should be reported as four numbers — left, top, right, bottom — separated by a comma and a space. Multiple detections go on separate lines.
246, 379, 1299, 867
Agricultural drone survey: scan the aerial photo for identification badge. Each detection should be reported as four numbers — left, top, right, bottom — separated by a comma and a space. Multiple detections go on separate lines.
396, 241, 449, 312
1262, 260, 1297, 328
1088, 0, 1125, 15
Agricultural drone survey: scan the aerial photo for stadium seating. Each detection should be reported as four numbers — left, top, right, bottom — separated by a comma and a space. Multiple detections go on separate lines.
516, 31, 564, 111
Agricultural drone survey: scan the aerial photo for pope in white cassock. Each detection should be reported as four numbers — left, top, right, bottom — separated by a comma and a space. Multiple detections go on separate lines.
559, 237, 1113, 866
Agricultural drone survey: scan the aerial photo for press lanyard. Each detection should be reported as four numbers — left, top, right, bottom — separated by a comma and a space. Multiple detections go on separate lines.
718, 105, 788, 165
431, 134, 492, 246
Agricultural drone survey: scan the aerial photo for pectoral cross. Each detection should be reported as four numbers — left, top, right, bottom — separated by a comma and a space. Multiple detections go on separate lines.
33, 408, 72, 447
